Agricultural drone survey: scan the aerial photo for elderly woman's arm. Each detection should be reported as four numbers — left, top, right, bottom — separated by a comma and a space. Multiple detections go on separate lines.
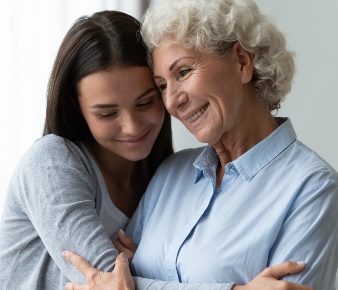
267, 175, 338, 289
63, 251, 312, 290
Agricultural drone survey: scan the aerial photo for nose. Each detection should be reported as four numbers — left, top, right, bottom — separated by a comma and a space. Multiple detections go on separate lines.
163, 84, 188, 116
120, 111, 143, 136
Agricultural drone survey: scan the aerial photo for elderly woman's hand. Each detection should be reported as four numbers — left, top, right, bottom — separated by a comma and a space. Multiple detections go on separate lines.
233, 261, 313, 290
63, 251, 135, 290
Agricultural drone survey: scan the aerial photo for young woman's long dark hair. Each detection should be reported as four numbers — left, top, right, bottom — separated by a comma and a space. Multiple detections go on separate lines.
43, 10, 173, 177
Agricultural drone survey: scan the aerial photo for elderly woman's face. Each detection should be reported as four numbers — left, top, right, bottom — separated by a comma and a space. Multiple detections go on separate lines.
152, 42, 254, 145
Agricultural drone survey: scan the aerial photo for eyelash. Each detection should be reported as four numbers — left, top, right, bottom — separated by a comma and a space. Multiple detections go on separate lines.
137, 100, 154, 107
98, 112, 117, 119
97, 100, 154, 119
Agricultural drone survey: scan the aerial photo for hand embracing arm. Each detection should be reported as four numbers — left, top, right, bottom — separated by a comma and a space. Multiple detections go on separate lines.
63, 251, 134, 290
63, 233, 313, 290
233, 262, 313, 290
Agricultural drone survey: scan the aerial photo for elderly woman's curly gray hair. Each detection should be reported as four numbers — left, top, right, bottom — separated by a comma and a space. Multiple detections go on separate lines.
141, 0, 295, 111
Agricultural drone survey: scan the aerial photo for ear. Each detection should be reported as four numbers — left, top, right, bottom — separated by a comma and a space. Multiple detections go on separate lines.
233, 42, 254, 84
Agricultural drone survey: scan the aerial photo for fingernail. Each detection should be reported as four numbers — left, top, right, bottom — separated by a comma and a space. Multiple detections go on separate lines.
297, 261, 306, 265
119, 229, 125, 236
61, 251, 67, 258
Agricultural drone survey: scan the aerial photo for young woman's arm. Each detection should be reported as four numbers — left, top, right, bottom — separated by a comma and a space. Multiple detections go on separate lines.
0, 136, 118, 285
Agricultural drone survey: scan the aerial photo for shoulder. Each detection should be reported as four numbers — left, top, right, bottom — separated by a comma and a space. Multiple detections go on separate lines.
290, 140, 338, 184
8, 135, 98, 202
281, 140, 338, 204
27, 134, 81, 158
15, 135, 94, 181
21, 135, 85, 165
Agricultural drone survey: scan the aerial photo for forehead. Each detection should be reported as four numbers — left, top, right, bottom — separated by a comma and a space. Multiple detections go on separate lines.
78, 67, 156, 106
153, 44, 199, 67
152, 43, 228, 75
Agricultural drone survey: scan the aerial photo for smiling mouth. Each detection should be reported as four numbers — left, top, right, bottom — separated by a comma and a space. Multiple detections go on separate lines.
119, 130, 150, 143
189, 104, 209, 122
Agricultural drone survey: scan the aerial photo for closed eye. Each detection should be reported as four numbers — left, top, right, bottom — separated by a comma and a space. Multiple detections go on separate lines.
137, 100, 154, 107
98, 112, 117, 119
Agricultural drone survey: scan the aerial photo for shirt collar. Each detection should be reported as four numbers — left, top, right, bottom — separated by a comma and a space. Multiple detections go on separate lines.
193, 146, 219, 183
192, 117, 297, 182
233, 117, 297, 181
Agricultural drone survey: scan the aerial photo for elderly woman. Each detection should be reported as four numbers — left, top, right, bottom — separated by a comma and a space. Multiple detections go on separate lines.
64, 0, 338, 289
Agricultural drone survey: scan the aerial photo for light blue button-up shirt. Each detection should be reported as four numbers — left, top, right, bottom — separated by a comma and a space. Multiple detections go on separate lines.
126, 118, 338, 290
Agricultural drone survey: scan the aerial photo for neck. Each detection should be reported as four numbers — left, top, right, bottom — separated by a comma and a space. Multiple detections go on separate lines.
85, 142, 149, 218
86, 142, 141, 189
213, 100, 278, 173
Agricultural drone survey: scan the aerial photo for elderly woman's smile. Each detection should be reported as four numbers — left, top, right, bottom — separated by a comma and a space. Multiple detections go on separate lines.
188, 104, 209, 123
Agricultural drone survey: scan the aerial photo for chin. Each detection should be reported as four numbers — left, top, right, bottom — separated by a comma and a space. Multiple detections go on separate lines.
194, 132, 212, 144
125, 151, 151, 162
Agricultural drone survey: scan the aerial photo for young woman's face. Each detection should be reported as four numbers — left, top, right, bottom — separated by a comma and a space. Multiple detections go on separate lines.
78, 67, 164, 161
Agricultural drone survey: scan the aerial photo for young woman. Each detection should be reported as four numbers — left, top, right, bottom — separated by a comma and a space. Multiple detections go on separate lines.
0, 10, 173, 290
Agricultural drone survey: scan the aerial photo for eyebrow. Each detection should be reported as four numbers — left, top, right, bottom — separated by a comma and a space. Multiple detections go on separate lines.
91, 87, 158, 109
169, 57, 194, 71
153, 56, 194, 80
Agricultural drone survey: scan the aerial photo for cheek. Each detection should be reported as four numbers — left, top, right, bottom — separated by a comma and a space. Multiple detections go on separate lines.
162, 94, 174, 116
87, 118, 118, 141
149, 102, 165, 127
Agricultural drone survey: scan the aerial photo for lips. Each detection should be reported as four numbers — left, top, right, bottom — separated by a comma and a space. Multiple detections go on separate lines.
117, 129, 151, 147
188, 104, 209, 122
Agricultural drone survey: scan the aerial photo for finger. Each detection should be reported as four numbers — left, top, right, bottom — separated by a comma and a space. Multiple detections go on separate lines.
111, 239, 124, 252
261, 261, 306, 279
273, 280, 313, 290
113, 252, 130, 274
112, 238, 135, 263
282, 281, 313, 290
62, 251, 96, 277
118, 229, 137, 253
65, 282, 86, 290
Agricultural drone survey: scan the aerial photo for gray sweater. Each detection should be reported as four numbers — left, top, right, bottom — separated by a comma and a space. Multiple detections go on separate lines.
0, 135, 233, 290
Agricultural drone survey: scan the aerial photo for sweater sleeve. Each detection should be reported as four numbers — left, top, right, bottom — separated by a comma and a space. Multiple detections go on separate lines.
133, 277, 235, 290
14, 136, 118, 283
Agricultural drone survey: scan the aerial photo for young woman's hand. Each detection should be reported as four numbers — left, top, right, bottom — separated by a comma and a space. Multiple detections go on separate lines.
63, 251, 134, 290
111, 229, 137, 264
233, 261, 313, 290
